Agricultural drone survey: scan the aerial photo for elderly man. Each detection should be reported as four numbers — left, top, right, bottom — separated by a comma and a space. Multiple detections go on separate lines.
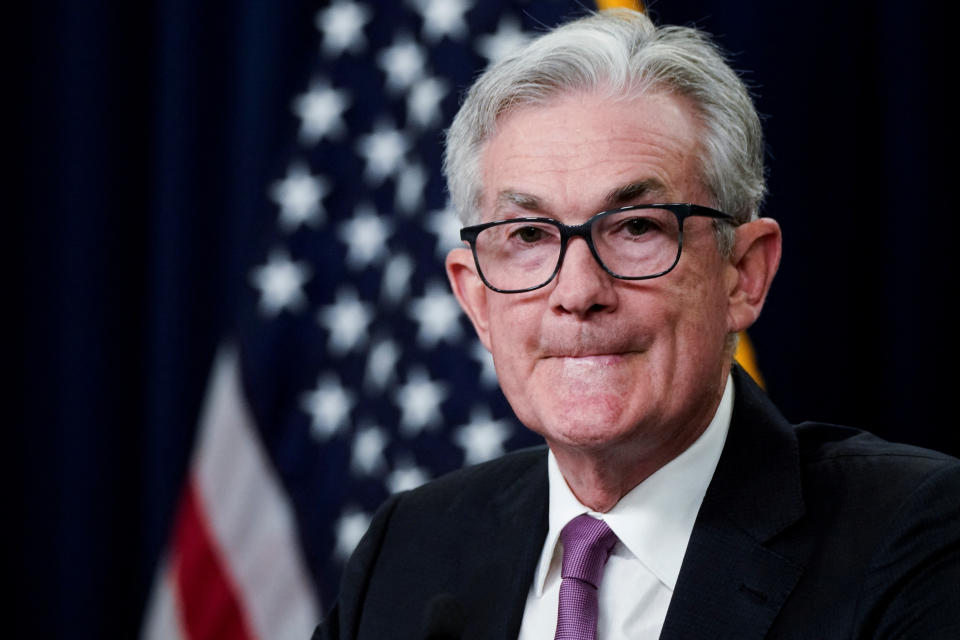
317, 9, 960, 639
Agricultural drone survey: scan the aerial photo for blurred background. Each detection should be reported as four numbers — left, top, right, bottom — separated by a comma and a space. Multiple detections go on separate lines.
23, 0, 958, 638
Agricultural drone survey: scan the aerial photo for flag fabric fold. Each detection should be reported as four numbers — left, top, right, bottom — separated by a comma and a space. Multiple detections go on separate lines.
143, 347, 319, 640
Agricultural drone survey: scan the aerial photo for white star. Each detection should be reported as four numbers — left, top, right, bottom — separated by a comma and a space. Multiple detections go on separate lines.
454, 407, 512, 465
316, 0, 371, 57
249, 249, 312, 316
293, 80, 350, 144
301, 373, 355, 440
470, 340, 499, 388
386, 458, 431, 493
408, 280, 463, 348
394, 366, 449, 435
270, 162, 330, 232
365, 338, 401, 391
476, 16, 530, 65
425, 206, 463, 260
409, 0, 473, 42
356, 122, 411, 184
334, 509, 371, 561
407, 76, 448, 130
380, 253, 415, 306
377, 36, 426, 93
351, 425, 389, 476
395, 162, 427, 215
338, 203, 392, 270
317, 288, 374, 355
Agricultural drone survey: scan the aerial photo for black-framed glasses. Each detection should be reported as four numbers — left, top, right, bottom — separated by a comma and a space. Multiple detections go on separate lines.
459, 203, 736, 294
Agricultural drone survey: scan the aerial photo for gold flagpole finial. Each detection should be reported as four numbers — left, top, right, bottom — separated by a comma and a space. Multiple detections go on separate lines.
595, 0, 644, 11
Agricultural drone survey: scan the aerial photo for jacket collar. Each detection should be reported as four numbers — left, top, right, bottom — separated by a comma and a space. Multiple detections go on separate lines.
660, 365, 806, 639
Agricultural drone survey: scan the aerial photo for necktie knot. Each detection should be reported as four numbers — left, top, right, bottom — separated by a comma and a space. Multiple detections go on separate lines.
559, 515, 617, 589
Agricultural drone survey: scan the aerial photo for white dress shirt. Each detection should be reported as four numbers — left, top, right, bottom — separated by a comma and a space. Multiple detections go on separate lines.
517, 375, 734, 639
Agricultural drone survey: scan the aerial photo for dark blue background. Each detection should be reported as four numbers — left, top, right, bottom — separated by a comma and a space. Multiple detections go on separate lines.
23, 1, 958, 637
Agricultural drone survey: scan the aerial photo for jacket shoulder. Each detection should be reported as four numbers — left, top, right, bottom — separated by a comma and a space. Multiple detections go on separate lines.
392, 445, 548, 514
794, 421, 958, 481
324, 446, 549, 639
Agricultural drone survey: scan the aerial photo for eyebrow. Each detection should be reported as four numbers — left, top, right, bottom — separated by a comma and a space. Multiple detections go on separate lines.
602, 180, 669, 207
496, 190, 543, 212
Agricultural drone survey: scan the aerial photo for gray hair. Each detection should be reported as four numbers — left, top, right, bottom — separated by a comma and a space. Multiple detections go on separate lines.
443, 9, 765, 255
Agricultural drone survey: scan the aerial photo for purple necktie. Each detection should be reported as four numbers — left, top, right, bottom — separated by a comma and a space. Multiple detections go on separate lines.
554, 514, 618, 640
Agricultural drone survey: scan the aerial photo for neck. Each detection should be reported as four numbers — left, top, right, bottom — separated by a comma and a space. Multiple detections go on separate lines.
550, 425, 708, 512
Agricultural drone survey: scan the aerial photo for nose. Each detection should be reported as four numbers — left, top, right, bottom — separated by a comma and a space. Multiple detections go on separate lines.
547, 237, 618, 317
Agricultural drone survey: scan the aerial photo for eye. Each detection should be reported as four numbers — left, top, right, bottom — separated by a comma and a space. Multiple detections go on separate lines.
621, 217, 658, 236
512, 225, 548, 243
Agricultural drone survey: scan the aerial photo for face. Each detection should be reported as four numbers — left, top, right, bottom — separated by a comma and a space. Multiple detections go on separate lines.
447, 91, 762, 458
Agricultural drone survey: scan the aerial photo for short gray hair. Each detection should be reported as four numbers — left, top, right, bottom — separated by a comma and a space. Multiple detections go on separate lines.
443, 9, 765, 254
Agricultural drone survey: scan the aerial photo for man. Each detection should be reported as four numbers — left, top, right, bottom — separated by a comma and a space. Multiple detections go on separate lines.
317, 9, 959, 639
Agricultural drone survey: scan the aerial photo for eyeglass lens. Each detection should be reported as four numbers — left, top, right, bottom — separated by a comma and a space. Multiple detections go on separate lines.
472, 207, 682, 291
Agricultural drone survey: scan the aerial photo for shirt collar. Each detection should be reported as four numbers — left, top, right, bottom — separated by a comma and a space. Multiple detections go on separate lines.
533, 374, 734, 596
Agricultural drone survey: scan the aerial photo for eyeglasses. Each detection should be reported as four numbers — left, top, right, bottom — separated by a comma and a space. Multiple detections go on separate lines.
459, 203, 736, 294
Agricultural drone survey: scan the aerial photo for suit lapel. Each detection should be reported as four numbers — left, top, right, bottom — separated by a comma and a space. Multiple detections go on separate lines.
661, 367, 806, 639
461, 448, 549, 640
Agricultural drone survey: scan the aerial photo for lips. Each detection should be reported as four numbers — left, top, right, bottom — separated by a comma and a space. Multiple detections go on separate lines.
540, 348, 630, 362
556, 353, 627, 362
539, 341, 646, 359
536, 324, 651, 361
555, 354, 628, 372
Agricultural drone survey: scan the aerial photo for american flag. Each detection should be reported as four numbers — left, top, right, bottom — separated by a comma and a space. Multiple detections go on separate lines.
140, 2, 607, 638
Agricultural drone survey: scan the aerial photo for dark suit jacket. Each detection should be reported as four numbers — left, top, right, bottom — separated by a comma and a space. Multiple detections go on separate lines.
316, 367, 960, 639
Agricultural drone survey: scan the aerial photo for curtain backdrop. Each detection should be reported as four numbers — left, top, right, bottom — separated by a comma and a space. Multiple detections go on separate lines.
24, 1, 957, 637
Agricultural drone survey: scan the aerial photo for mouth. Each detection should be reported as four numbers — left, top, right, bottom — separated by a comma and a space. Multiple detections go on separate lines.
542, 353, 637, 386
544, 352, 637, 373
550, 353, 626, 362
537, 328, 649, 361
542, 343, 642, 359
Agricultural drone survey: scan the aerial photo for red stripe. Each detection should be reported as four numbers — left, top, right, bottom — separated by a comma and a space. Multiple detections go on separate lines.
172, 478, 256, 640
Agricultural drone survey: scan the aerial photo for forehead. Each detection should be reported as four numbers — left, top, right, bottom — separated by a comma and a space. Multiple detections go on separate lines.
479, 90, 706, 217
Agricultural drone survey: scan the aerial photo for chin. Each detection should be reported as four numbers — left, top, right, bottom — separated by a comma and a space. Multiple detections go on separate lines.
535, 405, 642, 451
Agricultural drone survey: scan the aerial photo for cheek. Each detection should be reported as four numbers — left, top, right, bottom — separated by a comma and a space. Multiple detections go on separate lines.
668, 270, 732, 361
485, 297, 538, 377
625, 260, 729, 376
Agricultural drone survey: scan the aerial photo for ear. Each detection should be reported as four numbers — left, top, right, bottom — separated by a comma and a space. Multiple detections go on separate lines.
446, 247, 493, 351
725, 218, 782, 333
